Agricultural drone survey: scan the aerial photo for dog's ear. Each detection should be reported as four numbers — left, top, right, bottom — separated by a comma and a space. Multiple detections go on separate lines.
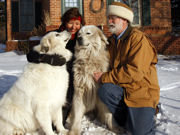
41, 46, 49, 53
40, 39, 51, 53
98, 30, 109, 45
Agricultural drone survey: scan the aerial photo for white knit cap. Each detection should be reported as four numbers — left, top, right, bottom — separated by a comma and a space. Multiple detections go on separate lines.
108, 2, 134, 23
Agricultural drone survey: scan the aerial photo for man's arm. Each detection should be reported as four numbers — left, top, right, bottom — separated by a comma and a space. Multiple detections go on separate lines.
101, 33, 157, 86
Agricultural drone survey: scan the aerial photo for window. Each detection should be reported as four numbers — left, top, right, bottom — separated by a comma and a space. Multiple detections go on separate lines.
61, 0, 83, 15
12, 0, 43, 32
19, 0, 35, 32
107, 0, 142, 26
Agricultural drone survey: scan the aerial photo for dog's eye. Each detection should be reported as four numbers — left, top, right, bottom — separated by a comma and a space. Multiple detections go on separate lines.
56, 34, 60, 37
86, 32, 91, 35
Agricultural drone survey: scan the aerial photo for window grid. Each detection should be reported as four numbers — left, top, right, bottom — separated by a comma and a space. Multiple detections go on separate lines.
65, 0, 78, 7
61, 0, 83, 15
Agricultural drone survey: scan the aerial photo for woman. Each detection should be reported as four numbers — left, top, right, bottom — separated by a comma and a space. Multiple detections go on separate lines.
27, 8, 85, 124
57, 8, 85, 53
57, 8, 85, 124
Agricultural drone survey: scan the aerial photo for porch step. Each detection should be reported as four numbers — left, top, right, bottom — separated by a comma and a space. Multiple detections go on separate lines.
6, 40, 40, 54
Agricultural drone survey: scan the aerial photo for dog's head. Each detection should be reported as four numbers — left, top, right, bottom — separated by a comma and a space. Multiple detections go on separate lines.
34, 31, 71, 54
76, 25, 109, 52
33, 31, 72, 61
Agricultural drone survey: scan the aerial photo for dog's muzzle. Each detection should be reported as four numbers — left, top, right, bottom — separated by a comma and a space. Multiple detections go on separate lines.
77, 37, 83, 45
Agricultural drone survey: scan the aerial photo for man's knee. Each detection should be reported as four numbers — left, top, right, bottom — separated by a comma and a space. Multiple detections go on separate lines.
98, 83, 124, 103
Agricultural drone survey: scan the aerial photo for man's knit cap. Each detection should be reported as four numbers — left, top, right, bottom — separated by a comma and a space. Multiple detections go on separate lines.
108, 2, 134, 23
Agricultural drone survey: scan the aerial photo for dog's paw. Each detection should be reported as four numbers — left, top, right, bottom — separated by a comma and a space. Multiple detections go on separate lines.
111, 126, 125, 134
58, 129, 68, 135
13, 129, 24, 135
68, 130, 80, 135
64, 122, 71, 129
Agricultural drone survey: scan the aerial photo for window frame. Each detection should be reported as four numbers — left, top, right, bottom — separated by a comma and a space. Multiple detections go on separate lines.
61, 0, 83, 15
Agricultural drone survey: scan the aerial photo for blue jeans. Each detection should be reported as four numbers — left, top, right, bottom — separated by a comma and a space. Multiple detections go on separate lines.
98, 83, 155, 135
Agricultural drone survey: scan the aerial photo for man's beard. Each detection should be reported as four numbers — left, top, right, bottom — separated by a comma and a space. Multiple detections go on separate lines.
108, 21, 123, 35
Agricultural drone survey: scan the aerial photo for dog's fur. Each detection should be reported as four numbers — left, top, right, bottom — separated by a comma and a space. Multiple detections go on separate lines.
68, 25, 123, 135
0, 31, 72, 135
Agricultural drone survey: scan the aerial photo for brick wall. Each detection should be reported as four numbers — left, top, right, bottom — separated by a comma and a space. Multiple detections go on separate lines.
143, 0, 180, 55
83, 0, 107, 26
49, 0, 61, 26
6, 40, 18, 51
149, 35, 180, 55
6, 40, 40, 53
6, 0, 12, 41
149, 0, 172, 35
48, 0, 107, 26
6, 0, 180, 55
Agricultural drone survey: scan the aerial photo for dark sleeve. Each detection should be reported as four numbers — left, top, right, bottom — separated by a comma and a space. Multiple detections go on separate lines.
26, 50, 66, 66
40, 54, 66, 66
26, 50, 41, 63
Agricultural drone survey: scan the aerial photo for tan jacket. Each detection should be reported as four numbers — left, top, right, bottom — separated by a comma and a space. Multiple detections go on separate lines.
101, 26, 160, 108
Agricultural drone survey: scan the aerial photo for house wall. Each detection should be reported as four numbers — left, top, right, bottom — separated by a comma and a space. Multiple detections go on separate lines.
142, 0, 172, 35
47, 0, 107, 27
83, 0, 107, 26
49, 0, 61, 26
6, 0, 12, 41
6, 0, 180, 54
142, 0, 179, 55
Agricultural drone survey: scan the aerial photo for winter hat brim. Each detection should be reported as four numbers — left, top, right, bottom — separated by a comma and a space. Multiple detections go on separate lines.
108, 2, 134, 23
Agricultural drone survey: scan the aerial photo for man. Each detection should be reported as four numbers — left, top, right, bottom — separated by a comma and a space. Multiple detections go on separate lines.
93, 2, 160, 135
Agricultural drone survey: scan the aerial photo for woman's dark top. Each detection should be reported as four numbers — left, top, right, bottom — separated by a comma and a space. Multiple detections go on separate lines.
65, 38, 76, 106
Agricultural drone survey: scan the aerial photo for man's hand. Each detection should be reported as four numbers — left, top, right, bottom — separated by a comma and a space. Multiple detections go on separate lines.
93, 72, 103, 83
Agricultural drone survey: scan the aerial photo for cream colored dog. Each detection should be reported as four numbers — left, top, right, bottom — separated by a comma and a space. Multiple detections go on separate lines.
0, 31, 72, 135
67, 25, 124, 135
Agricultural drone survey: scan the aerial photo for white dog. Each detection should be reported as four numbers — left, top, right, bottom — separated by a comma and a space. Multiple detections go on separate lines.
0, 31, 72, 135
67, 25, 124, 135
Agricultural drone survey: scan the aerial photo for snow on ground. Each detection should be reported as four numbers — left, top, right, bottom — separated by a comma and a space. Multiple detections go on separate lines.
0, 43, 180, 135
155, 55, 180, 135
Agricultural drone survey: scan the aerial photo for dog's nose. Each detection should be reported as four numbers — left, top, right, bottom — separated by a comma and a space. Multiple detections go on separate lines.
77, 37, 83, 45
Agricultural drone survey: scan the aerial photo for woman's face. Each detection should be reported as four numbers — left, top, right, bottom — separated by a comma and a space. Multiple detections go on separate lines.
66, 20, 81, 34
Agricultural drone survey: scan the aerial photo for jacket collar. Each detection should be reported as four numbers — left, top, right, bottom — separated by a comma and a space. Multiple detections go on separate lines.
112, 25, 132, 40
108, 25, 133, 45
119, 25, 132, 41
